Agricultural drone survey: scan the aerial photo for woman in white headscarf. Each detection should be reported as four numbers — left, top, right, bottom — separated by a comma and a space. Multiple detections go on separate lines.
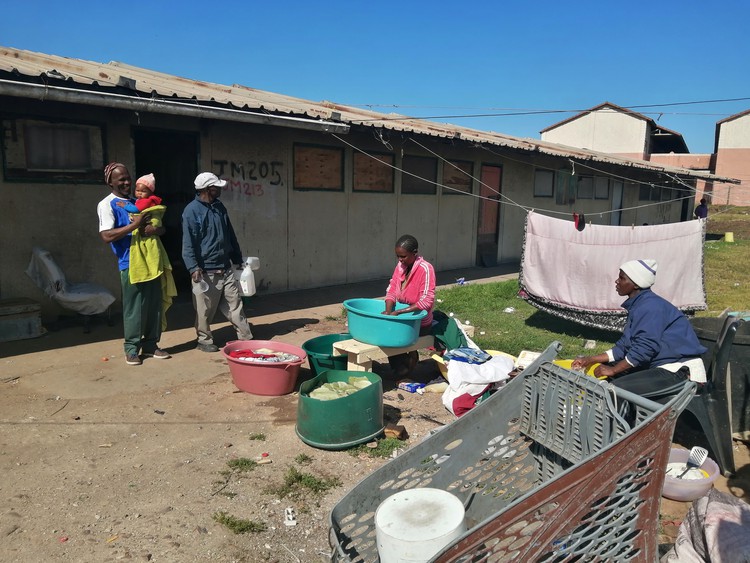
572, 259, 707, 396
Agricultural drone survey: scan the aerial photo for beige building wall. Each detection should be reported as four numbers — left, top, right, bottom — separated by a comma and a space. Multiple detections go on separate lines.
541, 110, 648, 158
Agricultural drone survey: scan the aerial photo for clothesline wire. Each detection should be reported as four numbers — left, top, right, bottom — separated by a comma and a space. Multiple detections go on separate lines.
329, 132, 742, 220
477, 145, 704, 217
575, 161, 750, 208
350, 95, 750, 114
407, 137, 533, 212
414, 136, 706, 218
330, 133, 515, 207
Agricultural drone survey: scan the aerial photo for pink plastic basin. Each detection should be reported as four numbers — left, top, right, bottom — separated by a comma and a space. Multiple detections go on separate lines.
662, 447, 720, 502
223, 340, 307, 396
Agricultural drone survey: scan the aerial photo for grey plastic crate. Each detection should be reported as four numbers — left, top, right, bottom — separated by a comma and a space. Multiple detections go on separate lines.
329, 342, 694, 562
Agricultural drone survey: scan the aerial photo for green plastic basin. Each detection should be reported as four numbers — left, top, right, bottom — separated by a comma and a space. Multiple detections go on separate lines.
301, 333, 351, 377
296, 370, 384, 450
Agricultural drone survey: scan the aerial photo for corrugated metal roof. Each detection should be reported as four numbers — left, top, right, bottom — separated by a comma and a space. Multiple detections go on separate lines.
0, 46, 738, 183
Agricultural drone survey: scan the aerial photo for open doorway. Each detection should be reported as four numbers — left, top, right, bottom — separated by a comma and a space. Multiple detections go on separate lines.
476, 164, 502, 266
133, 129, 199, 292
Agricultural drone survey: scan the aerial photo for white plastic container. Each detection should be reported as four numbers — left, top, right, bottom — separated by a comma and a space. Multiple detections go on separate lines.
375, 488, 466, 563
246, 256, 260, 271
239, 263, 256, 296
235, 257, 260, 296
192, 278, 209, 295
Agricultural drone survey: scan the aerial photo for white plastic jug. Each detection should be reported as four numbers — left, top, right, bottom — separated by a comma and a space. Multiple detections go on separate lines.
240, 256, 260, 297
239, 262, 256, 296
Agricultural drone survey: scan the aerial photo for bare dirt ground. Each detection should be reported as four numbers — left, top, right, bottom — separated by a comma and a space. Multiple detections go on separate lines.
1, 292, 749, 562
0, 299, 458, 563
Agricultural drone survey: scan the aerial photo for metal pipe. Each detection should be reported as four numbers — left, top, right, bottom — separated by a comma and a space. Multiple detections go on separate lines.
0, 79, 350, 134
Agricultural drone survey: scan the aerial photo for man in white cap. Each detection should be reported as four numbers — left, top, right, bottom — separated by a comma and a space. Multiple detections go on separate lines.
573, 259, 707, 396
181, 172, 253, 352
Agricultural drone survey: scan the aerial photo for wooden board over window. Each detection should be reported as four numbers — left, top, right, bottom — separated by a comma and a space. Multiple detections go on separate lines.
294, 144, 344, 191
353, 152, 394, 193
442, 160, 473, 195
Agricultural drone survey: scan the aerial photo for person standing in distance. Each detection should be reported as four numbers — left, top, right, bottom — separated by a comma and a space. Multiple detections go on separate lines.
182, 172, 253, 352
694, 198, 708, 220
97, 162, 170, 365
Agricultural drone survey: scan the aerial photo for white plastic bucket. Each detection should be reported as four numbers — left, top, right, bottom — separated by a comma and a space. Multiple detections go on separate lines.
375, 488, 466, 563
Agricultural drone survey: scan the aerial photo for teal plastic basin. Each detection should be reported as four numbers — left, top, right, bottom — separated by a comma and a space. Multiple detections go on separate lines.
301, 333, 351, 377
343, 298, 427, 347
296, 370, 384, 450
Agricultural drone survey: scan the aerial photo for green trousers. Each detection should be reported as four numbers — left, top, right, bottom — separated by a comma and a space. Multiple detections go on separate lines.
120, 269, 162, 356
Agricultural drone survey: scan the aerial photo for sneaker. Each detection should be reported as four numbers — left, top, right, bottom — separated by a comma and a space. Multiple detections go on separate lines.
196, 343, 220, 353
144, 349, 171, 359
126, 353, 142, 366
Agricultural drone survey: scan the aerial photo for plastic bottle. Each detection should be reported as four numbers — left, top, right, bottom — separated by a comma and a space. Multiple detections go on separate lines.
240, 259, 257, 296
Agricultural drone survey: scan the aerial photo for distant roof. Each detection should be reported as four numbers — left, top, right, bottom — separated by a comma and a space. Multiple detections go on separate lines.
717, 108, 750, 125
0, 47, 733, 182
540, 102, 689, 154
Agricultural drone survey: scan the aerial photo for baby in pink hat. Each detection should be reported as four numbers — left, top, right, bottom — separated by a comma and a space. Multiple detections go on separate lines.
133, 173, 162, 211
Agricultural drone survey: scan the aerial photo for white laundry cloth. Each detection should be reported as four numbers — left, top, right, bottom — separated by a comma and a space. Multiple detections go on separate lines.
441, 355, 514, 415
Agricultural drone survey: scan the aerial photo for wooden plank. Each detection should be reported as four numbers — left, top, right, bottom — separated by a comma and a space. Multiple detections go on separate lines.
333, 335, 434, 371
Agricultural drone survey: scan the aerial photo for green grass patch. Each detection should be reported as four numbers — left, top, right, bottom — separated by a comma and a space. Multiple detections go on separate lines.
294, 453, 313, 465
266, 466, 341, 498
212, 511, 266, 534
348, 437, 405, 458
247, 433, 266, 441
701, 240, 750, 316
436, 280, 619, 358
227, 458, 257, 472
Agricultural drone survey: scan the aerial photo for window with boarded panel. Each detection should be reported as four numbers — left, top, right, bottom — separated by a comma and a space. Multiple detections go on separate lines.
353, 151, 394, 193
293, 144, 344, 191
2, 118, 105, 183
402, 155, 437, 194
442, 160, 473, 195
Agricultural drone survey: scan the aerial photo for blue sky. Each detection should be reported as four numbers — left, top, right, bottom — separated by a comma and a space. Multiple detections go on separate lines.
3, 1, 748, 154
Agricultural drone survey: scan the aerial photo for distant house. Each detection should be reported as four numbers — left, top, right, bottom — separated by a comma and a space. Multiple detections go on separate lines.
714, 110, 750, 206
0, 47, 734, 316
540, 102, 690, 159
541, 101, 748, 207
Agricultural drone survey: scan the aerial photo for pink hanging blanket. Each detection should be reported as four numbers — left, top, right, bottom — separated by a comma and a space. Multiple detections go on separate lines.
519, 212, 706, 330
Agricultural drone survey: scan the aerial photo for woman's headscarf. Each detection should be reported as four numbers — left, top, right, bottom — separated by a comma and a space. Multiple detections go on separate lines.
104, 162, 127, 185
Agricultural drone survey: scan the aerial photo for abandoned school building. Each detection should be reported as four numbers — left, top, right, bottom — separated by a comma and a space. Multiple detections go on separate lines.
0, 46, 738, 318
